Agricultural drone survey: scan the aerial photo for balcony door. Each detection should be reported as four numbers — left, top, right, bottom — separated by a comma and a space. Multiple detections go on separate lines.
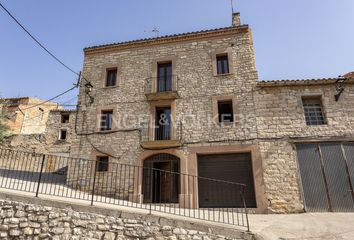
155, 107, 171, 140
157, 62, 172, 92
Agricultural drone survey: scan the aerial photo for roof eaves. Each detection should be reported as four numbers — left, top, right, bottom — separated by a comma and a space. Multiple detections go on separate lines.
49, 109, 77, 113
257, 78, 347, 87
0, 97, 30, 101
84, 25, 249, 53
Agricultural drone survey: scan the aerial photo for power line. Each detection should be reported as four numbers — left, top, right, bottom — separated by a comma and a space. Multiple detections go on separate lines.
0, 97, 78, 107
0, 1, 91, 84
3, 84, 77, 119
19, 86, 77, 112
0, 2, 92, 112
14, 96, 78, 123
0, 2, 79, 76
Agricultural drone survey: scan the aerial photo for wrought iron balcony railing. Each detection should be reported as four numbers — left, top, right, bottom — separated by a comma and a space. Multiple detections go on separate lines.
144, 75, 179, 100
140, 121, 182, 149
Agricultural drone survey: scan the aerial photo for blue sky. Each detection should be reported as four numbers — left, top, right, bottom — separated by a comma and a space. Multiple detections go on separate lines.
0, 0, 353, 102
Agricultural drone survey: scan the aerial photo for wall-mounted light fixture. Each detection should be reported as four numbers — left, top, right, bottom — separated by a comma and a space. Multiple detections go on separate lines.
334, 76, 347, 102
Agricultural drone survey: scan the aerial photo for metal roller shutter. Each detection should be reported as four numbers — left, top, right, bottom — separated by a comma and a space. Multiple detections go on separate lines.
197, 153, 257, 208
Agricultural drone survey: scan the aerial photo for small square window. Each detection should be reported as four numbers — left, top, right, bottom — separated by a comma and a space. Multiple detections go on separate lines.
96, 156, 109, 172
216, 54, 229, 75
106, 68, 117, 87
61, 114, 70, 123
302, 97, 326, 125
218, 100, 234, 122
59, 129, 67, 140
100, 110, 113, 131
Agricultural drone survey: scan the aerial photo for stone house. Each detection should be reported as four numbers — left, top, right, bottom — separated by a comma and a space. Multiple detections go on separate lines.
44, 109, 76, 157
0, 105, 76, 157
0, 97, 60, 135
70, 12, 354, 213
255, 77, 354, 213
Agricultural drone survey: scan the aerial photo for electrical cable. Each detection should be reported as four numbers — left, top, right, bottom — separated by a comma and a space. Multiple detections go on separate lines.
11, 95, 78, 124
18, 86, 76, 112
0, 1, 91, 84
0, 2, 78, 76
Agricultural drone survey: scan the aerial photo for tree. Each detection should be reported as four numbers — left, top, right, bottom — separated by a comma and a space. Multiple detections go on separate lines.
0, 102, 9, 143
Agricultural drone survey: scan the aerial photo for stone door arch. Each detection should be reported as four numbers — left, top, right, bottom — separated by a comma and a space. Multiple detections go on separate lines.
142, 153, 180, 204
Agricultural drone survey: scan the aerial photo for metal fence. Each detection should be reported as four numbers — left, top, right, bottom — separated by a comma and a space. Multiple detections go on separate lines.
0, 147, 250, 230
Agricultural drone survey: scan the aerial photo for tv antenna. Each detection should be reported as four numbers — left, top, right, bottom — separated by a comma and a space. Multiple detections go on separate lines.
144, 27, 160, 38
230, 0, 235, 13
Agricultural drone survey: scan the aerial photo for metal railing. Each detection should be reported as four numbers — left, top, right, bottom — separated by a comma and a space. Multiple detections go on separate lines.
144, 75, 179, 95
140, 121, 183, 143
0, 148, 249, 230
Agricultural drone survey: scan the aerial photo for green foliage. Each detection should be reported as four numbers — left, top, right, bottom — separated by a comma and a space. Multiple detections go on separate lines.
0, 105, 10, 143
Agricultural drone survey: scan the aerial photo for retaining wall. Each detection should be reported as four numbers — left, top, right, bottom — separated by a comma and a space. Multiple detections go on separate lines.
0, 192, 253, 240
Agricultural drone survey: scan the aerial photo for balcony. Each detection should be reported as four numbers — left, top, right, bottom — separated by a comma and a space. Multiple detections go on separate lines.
140, 121, 182, 149
145, 75, 179, 101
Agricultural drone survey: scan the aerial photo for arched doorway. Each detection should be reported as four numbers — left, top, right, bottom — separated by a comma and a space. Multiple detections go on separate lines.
142, 153, 180, 204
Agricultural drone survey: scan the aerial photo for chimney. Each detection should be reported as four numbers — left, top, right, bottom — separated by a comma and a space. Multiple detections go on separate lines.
232, 12, 241, 26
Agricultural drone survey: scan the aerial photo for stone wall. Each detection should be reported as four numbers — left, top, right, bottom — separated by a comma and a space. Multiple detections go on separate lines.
1, 134, 47, 153
71, 25, 258, 172
20, 98, 61, 135
1, 110, 76, 156
44, 110, 76, 156
0, 98, 60, 135
0, 199, 249, 240
72, 14, 257, 156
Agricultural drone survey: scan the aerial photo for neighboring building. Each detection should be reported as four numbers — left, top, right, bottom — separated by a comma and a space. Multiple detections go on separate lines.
0, 97, 60, 135
44, 109, 76, 157
3, 98, 76, 156
255, 77, 354, 213
69, 12, 354, 213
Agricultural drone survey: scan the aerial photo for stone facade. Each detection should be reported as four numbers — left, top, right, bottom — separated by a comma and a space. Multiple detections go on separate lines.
44, 109, 76, 156
1, 109, 76, 156
0, 97, 60, 135
254, 79, 354, 213
68, 12, 354, 214
71, 14, 268, 212
0, 199, 249, 240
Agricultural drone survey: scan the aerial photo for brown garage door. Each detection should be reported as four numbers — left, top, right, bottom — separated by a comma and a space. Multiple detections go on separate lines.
198, 153, 257, 208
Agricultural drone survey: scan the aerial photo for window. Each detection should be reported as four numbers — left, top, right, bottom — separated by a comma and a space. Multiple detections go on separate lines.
216, 54, 229, 75
105, 68, 117, 87
61, 114, 70, 123
39, 108, 44, 120
302, 97, 326, 125
218, 100, 234, 122
59, 129, 67, 140
100, 110, 113, 131
9, 112, 17, 122
155, 107, 171, 140
96, 156, 109, 172
157, 62, 172, 92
